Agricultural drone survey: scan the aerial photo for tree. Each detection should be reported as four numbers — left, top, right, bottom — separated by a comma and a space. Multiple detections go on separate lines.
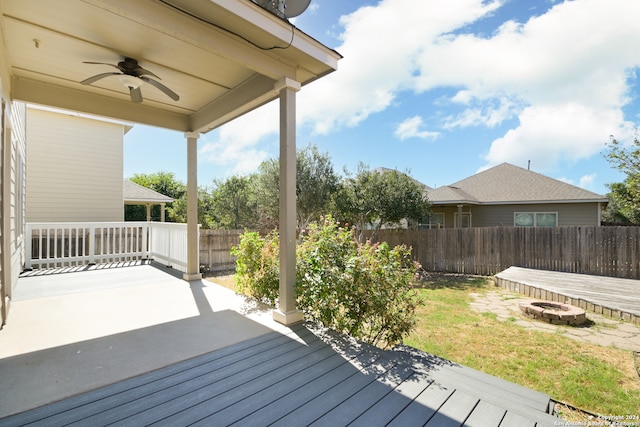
602, 180, 640, 225
296, 145, 340, 231
168, 187, 216, 228
254, 145, 340, 231
336, 164, 431, 242
130, 171, 186, 199
603, 133, 640, 224
210, 175, 259, 229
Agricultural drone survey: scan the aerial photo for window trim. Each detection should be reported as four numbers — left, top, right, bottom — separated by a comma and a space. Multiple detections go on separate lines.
420, 212, 445, 229
514, 212, 558, 227
454, 211, 472, 228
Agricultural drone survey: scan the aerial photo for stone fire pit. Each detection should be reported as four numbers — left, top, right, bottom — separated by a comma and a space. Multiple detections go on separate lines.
519, 300, 587, 326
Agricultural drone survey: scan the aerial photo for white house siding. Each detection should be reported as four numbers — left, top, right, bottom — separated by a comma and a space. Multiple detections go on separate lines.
26, 108, 124, 222
0, 95, 27, 325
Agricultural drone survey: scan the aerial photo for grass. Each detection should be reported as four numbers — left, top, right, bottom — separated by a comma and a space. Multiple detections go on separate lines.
405, 274, 640, 419
207, 272, 640, 419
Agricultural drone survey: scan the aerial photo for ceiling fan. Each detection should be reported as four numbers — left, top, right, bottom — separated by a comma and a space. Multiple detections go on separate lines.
81, 57, 179, 103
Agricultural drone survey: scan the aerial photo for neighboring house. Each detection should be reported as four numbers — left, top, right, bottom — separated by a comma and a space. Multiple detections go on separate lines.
25, 106, 131, 223
124, 179, 173, 222
425, 163, 608, 228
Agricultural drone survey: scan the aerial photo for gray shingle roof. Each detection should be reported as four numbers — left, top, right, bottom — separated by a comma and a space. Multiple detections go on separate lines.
123, 180, 174, 204
428, 163, 608, 205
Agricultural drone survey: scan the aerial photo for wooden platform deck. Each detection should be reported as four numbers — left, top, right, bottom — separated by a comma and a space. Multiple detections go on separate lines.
495, 266, 640, 325
1, 323, 560, 427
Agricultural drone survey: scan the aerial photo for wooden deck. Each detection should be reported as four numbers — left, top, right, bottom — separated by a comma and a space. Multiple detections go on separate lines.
495, 266, 640, 325
1, 323, 560, 427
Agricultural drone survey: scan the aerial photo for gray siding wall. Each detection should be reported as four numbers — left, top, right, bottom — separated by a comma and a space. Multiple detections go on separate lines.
432, 202, 602, 228
26, 108, 125, 222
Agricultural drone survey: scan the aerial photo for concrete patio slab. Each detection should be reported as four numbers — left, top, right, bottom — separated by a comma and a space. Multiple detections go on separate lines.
0, 264, 291, 418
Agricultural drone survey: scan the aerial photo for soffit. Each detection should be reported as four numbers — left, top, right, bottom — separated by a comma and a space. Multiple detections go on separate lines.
1, 0, 340, 133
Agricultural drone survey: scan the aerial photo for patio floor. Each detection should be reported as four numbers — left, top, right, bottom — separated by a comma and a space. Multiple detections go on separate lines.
0, 264, 561, 426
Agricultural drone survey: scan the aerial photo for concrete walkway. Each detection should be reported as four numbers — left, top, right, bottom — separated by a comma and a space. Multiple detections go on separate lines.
0, 264, 292, 418
469, 289, 640, 351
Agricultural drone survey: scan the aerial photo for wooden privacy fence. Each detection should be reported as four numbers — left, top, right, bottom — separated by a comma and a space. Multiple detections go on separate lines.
199, 229, 245, 272
368, 226, 640, 279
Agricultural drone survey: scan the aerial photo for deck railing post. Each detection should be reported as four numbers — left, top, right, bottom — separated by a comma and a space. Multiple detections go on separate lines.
142, 223, 149, 259
88, 225, 96, 265
25, 224, 33, 269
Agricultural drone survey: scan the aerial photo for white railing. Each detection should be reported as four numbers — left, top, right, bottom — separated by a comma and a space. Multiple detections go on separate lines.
148, 222, 192, 273
25, 222, 193, 273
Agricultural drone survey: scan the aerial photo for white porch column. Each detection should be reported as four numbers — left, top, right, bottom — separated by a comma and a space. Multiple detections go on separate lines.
160, 203, 166, 222
457, 204, 463, 228
146, 203, 151, 222
183, 132, 202, 281
273, 77, 303, 326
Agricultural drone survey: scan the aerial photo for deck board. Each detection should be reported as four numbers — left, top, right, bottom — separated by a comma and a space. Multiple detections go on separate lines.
463, 400, 507, 427
309, 363, 416, 426
424, 390, 479, 427
387, 382, 454, 426
233, 351, 383, 426
1, 324, 562, 427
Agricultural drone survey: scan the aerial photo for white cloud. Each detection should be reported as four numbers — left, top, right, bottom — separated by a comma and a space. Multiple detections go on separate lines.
200, 0, 640, 178
484, 103, 634, 169
394, 116, 439, 140
407, 0, 640, 170
198, 103, 278, 175
299, 0, 504, 134
556, 173, 596, 191
579, 174, 596, 189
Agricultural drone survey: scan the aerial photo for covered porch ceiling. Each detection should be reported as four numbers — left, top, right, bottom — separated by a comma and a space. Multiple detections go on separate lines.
0, 0, 340, 133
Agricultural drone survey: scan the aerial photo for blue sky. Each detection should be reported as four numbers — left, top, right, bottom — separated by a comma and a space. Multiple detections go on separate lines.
124, 0, 640, 195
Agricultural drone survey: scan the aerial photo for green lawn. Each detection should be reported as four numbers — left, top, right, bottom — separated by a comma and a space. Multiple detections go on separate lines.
405, 274, 640, 419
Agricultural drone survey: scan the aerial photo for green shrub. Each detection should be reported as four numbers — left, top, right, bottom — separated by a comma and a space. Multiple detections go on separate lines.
230, 230, 279, 305
232, 218, 421, 347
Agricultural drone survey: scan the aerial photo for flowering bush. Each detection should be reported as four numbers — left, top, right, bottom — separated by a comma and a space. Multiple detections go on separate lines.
232, 217, 421, 347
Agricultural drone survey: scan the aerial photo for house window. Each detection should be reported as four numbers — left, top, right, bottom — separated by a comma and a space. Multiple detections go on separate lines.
514, 212, 557, 227
420, 212, 444, 229
454, 212, 472, 228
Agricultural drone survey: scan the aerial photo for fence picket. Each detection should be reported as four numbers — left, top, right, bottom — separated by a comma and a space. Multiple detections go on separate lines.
367, 226, 640, 279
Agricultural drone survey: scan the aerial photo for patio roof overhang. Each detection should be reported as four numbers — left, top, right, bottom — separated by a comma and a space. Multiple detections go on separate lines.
0, 0, 340, 132
1, 0, 341, 325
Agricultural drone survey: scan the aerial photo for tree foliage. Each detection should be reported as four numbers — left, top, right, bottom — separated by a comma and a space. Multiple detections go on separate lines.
602, 180, 640, 225
128, 147, 431, 233
210, 175, 259, 229
603, 133, 640, 224
336, 164, 431, 241
253, 145, 340, 231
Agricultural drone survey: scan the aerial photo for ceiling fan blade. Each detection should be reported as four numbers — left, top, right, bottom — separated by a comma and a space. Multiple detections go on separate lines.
141, 76, 180, 101
130, 86, 143, 103
134, 66, 160, 79
81, 72, 121, 85
83, 61, 126, 72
